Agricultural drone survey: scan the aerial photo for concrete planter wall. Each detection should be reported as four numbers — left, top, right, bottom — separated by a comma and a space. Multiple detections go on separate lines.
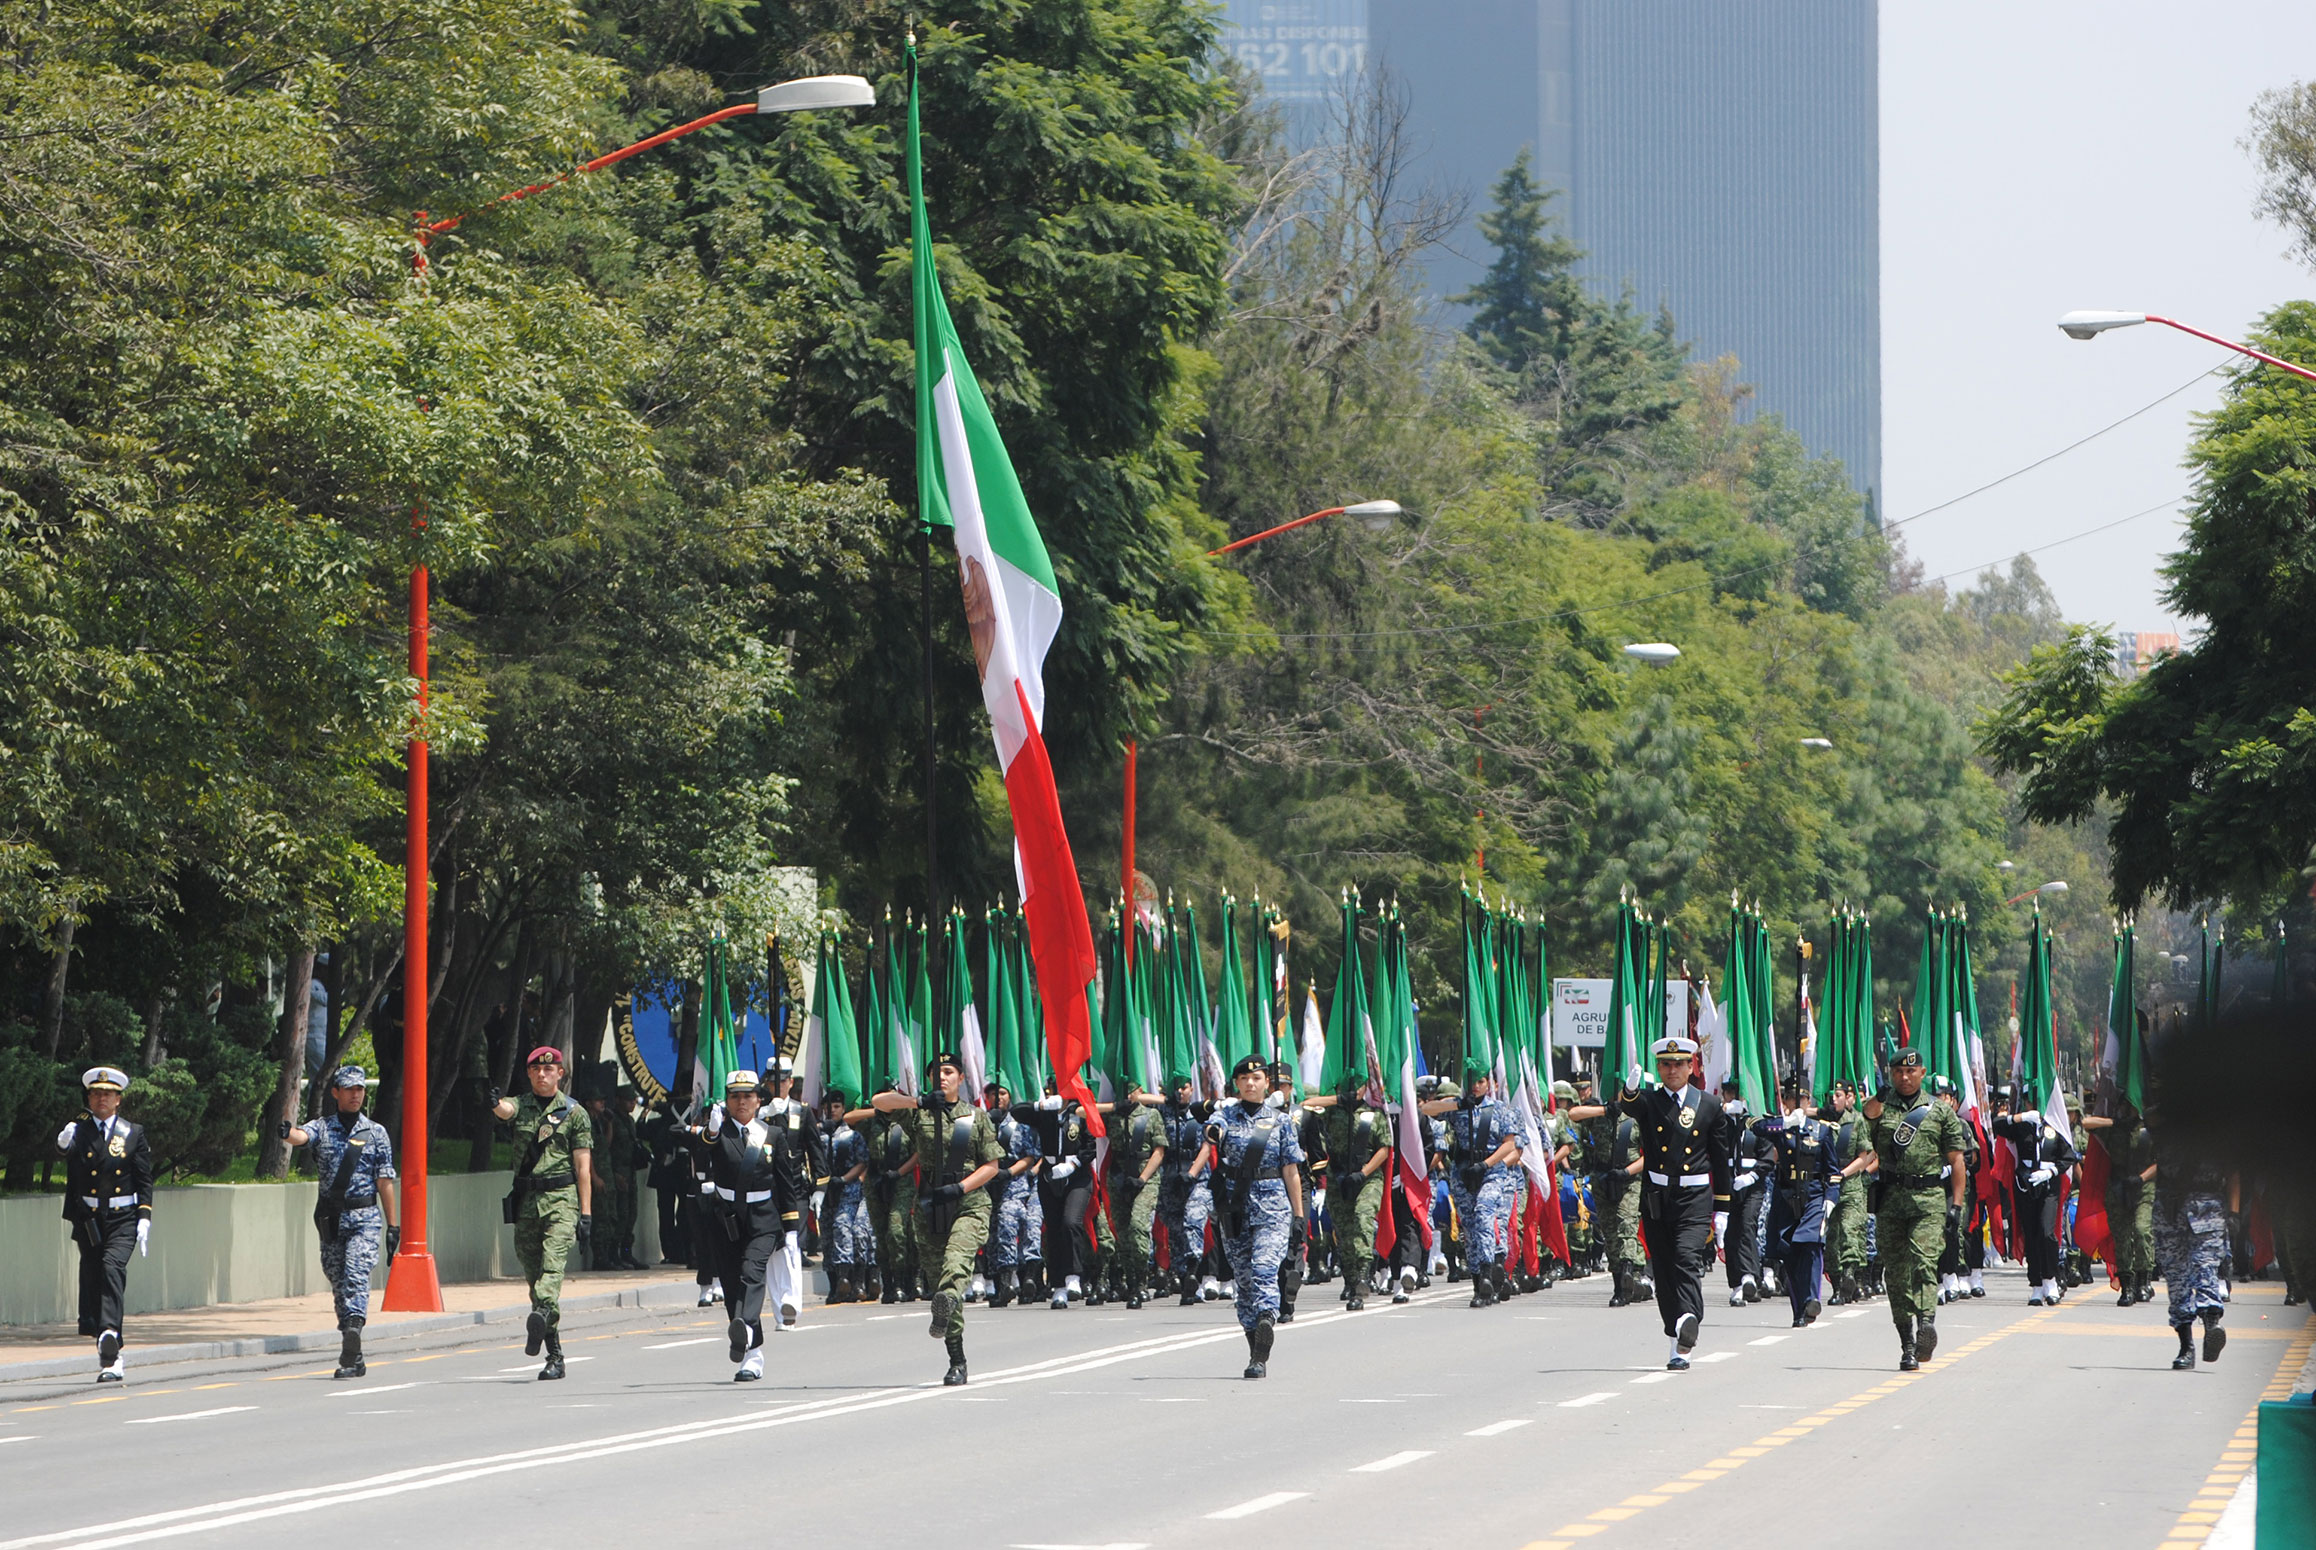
0, 1175, 665, 1327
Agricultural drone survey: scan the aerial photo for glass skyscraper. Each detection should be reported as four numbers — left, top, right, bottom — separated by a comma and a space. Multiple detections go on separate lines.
1218, 0, 1882, 505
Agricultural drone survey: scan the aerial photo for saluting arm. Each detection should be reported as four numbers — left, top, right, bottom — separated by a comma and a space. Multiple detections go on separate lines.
871, 1091, 919, 1113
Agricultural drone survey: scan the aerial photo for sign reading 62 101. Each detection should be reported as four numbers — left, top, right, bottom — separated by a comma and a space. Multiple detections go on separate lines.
1217, 1, 1368, 102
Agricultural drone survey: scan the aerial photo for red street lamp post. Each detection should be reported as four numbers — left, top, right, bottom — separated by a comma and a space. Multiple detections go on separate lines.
380, 74, 874, 1312
2055, 311, 2316, 384
1205, 499, 1401, 557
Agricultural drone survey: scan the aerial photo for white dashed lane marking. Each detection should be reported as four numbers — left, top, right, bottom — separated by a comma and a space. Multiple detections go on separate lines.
1559, 1392, 1617, 1408
1206, 1491, 1309, 1520
1349, 1450, 1433, 1473
125, 1406, 255, 1425
1466, 1419, 1532, 1437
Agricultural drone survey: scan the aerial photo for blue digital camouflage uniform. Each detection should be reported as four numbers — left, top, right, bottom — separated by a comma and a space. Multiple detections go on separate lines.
1158, 1100, 1212, 1283
826, 1123, 876, 1269
992, 1110, 1044, 1269
2151, 1127, 2229, 1329
305, 1110, 396, 1330
1449, 1097, 1515, 1269
1214, 1099, 1305, 1330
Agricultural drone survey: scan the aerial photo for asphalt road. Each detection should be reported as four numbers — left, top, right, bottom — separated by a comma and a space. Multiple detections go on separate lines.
2, 1264, 2304, 1550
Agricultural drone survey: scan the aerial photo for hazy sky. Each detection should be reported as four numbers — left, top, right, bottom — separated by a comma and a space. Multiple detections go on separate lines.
1881, 0, 2316, 635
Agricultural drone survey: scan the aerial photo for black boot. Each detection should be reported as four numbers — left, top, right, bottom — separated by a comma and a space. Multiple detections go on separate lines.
1244, 1313, 1274, 1379
2202, 1311, 2227, 1364
1897, 1317, 1918, 1371
1915, 1315, 1938, 1362
827, 1268, 854, 1305
1178, 1269, 1199, 1307
881, 1273, 900, 1304
525, 1310, 547, 1357
2172, 1324, 2196, 1369
943, 1332, 968, 1386
334, 1324, 365, 1381
1470, 1268, 1496, 1308
539, 1326, 565, 1381
990, 1269, 1015, 1309
1609, 1269, 1633, 1308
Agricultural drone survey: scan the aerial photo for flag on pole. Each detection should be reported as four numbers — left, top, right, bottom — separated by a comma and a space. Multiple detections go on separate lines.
804, 928, 859, 1110
909, 43, 1100, 1135
1299, 983, 1325, 1091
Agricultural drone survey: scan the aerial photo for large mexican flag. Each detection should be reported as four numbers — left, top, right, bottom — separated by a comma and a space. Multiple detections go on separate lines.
909, 48, 1101, 1132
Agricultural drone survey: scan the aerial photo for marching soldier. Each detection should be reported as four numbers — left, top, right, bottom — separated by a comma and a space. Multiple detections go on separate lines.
281, 1067, 400, 1378
821, 1089, 876, 1302
1426, 1070, 1520, 1308
988, 1083, 1043, 1305
2084, 1101, 2157, 1305
1613, 1035, 1734, 1370
55, 1067, 154, 1383
2147, 1106, 2231, 1369
1272, 1062, 1320, 1315
1752, 1075, 1841, 1327
866, 1084, 920, 1303
1309, 1073, 1392, 1310
594, 1086, 643, 1270
1824, 1080, 1874, 1303
640, 1088, 692, 1267
1720, 1080, 1769, 1305
1156, 1075, 1214, 1304
759, 1059, 819, 1329
1108, 1083, 1166, 1309
691, 1069, 798, 1380
490, 1047, 595, 1380
1207, 1055, 1307, 1379
1567, 1079, 1648, 1306
870, 1050, 1004, 1385
1840, 1048, 1967, 1370
1994, 1097, 2081, 1305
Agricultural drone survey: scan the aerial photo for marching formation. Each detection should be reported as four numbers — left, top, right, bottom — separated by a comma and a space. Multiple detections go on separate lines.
49, 897, 2298, 1394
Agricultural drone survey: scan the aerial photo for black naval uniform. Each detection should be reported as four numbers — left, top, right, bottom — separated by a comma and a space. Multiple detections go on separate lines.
703, 1107, 802, 1365
1613, 1079, 1735, 1343
59, 1113, 155, 1340
1723, 1107, 1770, 1297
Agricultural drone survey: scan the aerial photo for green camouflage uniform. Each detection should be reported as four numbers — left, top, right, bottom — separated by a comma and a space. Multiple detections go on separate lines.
1863, 1088, 1967, 1333
2102, 1117, 2155, 1291
1576, 1112, 1644, 1278
1321, 1103, 1390, 1291
907, 1097, 1003, 1339
510, 1091, 594, 1330
870, 1112, 918, 1285
1828, 1112, 1873, 1287
1110, 1105, 1165, 1291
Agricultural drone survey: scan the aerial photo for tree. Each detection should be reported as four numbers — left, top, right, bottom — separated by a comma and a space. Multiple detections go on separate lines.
1980, 303, 2316, 913
2249, 81, 2316, 272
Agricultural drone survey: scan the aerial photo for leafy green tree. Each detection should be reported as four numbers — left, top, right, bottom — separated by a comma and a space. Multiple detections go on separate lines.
1981, 303, 2316, 913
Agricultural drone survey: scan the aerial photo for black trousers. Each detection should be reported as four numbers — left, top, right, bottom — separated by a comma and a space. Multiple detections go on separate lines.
76, 1212, 137, 1338
1783, 1241, 1825, 1318
654, 1181, 687, 1262
2021, 1185, 2062, 1282
1043, 1174, 1093, 1280
710, 1209, 781, 1348
1639, 1183, 1714, 1339
1725, 1186, 1766, 1287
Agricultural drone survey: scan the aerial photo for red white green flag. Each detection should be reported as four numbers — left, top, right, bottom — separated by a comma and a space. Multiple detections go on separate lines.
908, 47, 1100, 1131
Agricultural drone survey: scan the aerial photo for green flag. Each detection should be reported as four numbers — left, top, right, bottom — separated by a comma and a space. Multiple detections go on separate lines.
1322, 894, 1368, 1092
2109, 923, 2144, 1113
807, 928, 861, 1109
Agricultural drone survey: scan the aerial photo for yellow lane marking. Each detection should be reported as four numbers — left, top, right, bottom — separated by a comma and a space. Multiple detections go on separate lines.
2149, 1313, 2313, 1549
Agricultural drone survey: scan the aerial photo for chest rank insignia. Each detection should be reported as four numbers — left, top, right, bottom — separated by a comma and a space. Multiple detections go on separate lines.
109, 1133, 127, 1157
1676, 1105, 1696, 1130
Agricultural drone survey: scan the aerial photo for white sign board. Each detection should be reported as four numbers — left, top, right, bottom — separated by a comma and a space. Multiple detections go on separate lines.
1550, 978, 1691, 1050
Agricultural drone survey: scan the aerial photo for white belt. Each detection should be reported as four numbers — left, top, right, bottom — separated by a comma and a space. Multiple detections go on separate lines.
82, 1194, 139, 1210
715, 1187, 773, 1203
1646, 1171, 1711, 1188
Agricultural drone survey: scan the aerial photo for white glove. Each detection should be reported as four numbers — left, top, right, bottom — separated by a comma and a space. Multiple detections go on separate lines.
1265, 1091, 1286, 1109
56, 1122, 78, 1151
1626, 1064, 1647, 1090
1734, 1172, 1757, 1191
784, 1231, 801, 1252
2013, 1109, 2041, 1128
704, 1104, 725, 1138
2028, 1165, 2056, 1187
135, 1220, 150, 1258
1038, 1095, 1064, 1111
1713, 1211, 1730, 1240
1049, 1158, 1077, 1180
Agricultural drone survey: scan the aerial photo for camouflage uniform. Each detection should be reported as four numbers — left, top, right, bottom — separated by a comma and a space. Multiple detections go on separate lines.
1213, 1099, 1305, 1331
870, 1112, 919, 1296
825, 1121, 876, 1271
1862, 1085, 1966, 1351
1109, 1104, 1165, 1299
509, 1090, 594, 1333
1827, 1111, 1873, 1293
1577, 1111, 1645, 1288
2151, 1127, 2229, 1332
303, 1110, 396, 1330
2102, 1115, 2156, 1296
1321, 1101, 1391, 1297
1446, 1095, 1515, 1271
991, 1108, 1043, 1270
907, 1095, 1004, 1342
595, 1100, 639, 1267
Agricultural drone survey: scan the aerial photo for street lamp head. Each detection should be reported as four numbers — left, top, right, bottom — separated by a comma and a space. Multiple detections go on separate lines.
2057, 310, 2147, 341
1997, 860, 2016, 872
1345, 499, 1401, 533
2039, 880, 2070, 896
1623, 642, 1681, 664
1800, 737, 1833, 750
757, 75, 876, 114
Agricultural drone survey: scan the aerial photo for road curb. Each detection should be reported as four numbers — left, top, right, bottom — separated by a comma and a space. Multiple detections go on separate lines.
0, 1279, 704, 1384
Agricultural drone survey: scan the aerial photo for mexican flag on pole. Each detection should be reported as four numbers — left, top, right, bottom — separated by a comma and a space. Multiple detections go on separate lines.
694, 934, 743, 1112
1604, 897, 1648, 1085
2018, 906, 2072, 1169
803, 928, 860, 1110
909, 46, 1100, 1133
1321, 893, 1368, 1093
2108, 922, 2144, 1111
1371, 906, 1432, 1257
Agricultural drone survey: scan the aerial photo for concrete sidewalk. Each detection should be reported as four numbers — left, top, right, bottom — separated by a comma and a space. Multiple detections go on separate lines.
0, 1265, 708, 1383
